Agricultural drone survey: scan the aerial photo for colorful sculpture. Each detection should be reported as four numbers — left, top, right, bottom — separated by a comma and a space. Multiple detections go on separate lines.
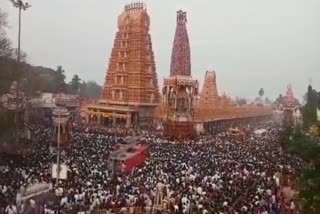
163, 11, 197, 140
170, 10, 191, 76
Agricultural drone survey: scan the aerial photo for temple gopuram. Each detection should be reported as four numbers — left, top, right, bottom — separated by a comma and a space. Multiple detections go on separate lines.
86, 3, 160, 128
85, 3, 273, 137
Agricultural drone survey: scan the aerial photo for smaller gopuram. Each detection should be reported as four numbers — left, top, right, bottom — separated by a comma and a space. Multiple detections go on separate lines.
86, 2, 160, 128
162, 10, 198, 140
198, 71, 219, 109
282, 85, 299, 128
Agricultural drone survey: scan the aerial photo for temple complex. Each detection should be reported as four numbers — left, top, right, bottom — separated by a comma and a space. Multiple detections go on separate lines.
84, 3, 273, 136
156, 10, 272, 138
86, 3, 160, 128
194, 72, 272, 133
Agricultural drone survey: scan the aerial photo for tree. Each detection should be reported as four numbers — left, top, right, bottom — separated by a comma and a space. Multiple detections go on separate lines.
69, 74, 81, 93
80, 81, 102, 98
258, 88, 264, 98
0, 9, 13, 58
55, 65, 66, 93
287, 132, 320, 213
12, 48, 27, 62
275, 94, 283, 104
302, 85, 318, 127
235, 97, 247, 106
265, 97, 271, 104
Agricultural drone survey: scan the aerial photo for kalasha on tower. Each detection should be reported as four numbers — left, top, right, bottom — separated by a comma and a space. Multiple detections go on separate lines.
86, 3, 160, 128
162, 10, 199, 140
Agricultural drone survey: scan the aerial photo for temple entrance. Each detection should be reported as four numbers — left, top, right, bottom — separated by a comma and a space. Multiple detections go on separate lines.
115, 117, 126, 128
86, 109, 138, 129
102, 117, 113, 127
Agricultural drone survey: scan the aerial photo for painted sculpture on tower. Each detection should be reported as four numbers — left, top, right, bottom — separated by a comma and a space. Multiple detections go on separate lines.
162, 10, 198, 140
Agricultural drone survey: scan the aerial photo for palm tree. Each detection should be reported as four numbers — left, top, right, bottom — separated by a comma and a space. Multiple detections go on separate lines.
258, 88, 264, 98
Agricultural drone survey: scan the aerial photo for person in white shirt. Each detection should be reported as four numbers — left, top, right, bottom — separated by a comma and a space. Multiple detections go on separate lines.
290, 200, 295, 210
5, 205, 17, 214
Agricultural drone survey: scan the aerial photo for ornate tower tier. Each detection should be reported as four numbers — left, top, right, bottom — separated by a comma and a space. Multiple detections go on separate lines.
86, 2, 160, 128
162, 11, 197, 140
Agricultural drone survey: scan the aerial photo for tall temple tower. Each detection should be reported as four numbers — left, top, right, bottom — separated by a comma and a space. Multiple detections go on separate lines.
86, 3, 159, 128
162, 10, 198, 140
199, 71, 219, 109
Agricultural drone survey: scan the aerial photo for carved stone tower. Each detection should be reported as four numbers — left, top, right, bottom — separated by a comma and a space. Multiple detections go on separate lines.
199, 71, 219, 109
97, 3, 160, 127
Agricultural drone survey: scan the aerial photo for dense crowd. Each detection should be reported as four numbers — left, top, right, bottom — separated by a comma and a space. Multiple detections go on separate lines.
0, 120, 303, 214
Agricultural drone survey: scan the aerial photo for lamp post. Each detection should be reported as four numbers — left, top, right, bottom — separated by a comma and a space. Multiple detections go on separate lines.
52, 105, 71, 186
10, 0, 31, 142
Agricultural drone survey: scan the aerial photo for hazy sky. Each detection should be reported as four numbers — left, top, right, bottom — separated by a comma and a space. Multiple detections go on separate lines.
1, 0, 319, 100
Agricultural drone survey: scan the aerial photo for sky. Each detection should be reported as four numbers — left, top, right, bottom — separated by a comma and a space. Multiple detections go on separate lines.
1, 0, 319, 100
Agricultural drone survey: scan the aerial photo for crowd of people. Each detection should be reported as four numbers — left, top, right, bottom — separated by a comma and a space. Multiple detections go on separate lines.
0, 119, 303, 213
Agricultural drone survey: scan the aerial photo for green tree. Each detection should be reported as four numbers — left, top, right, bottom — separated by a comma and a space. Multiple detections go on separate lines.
55, 65, 66, 92
275, 94, 283, 104
0, 9, 13, 58
302, 85, 318, 127
69, 74, 81, 93
287, 132, 320, 213
80, 81, 102, 98
258, 88, 264, 98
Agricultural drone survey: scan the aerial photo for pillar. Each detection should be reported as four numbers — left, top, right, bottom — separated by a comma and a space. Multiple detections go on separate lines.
85, 113, 89, 124
98, 114, 101, 126
126, 113, 132, 128
112, 113, 116, 127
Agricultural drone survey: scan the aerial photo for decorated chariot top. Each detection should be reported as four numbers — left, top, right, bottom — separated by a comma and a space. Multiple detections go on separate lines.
170, 10, 191, 77
283, 85, 298, 108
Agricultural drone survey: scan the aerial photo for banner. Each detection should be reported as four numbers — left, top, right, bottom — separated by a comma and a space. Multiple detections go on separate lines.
317, 108, 320, 121
52, 164, 68, 180
21, 183, 50, 201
